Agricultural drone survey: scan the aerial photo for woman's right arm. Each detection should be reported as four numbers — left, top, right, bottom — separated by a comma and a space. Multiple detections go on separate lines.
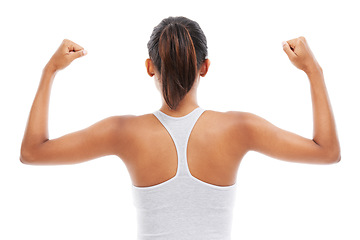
238, 36, 341, 164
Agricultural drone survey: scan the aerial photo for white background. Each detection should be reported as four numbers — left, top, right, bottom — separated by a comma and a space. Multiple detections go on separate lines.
1, 0, 359, 239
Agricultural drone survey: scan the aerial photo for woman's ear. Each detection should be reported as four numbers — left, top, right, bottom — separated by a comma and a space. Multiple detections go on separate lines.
145, 58, 155, 77
200, 59, 210, 77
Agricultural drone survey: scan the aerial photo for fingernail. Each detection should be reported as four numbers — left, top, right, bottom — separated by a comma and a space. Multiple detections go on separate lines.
82, 50, 87, 56
282, 41, 287, 47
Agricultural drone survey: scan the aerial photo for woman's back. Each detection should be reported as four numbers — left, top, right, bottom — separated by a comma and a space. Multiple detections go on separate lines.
120, 107, 247, 188
127, 106, 242, 239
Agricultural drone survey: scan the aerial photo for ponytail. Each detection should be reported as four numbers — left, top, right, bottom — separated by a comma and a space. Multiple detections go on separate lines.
158, 23, 197, 110
147, 17, 208, 110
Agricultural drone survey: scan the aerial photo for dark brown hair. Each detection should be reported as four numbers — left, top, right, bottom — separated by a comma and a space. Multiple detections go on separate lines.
147, 16, 208, 110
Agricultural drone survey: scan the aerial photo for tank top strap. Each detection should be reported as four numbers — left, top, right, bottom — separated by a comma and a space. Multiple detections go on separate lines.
152, 107, 206, 176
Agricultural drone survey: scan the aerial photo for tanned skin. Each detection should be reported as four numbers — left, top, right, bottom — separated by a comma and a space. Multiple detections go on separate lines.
20, 37, 340, 187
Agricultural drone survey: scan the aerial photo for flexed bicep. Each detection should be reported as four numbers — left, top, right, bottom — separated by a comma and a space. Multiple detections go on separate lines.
243, 112, 338, 164
20, 115, 132, 165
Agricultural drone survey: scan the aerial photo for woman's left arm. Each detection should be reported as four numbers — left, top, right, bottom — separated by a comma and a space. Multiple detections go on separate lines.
20, 39, 129, 165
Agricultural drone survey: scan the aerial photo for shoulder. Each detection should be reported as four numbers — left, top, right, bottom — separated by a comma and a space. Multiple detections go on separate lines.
222, 110, 267, 130
107, 110, 262, 138
105, 113, 156, 136
206, 110, 262, 146
102, 113, 158, 157
204, 109, 256, 130
198, 109, 251, 136
196, 110, 256, 156
109, 110, 260, 134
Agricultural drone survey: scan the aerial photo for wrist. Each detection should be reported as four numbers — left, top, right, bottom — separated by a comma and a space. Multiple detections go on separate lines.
43, 63, 58, 75
305, 62, 323, 76
306, 67, 324, 83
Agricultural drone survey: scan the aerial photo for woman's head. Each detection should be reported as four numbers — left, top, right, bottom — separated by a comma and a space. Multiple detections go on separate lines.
147, 16, 209, 110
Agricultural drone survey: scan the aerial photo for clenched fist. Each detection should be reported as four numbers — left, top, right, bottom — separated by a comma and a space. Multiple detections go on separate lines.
46, 39, 87, 72
282, 36, 322, 74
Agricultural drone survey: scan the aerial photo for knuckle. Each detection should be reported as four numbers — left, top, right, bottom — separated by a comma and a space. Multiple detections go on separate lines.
63, 39, 72, 44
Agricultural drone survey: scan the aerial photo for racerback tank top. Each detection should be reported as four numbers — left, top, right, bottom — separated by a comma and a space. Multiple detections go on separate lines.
132, 106, 237, 240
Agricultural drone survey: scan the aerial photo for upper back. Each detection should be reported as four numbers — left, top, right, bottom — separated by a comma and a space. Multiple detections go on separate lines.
123, 107, 247, 239
117, 107, 249, 188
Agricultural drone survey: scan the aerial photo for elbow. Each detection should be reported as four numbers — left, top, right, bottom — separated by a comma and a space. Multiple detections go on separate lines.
19, 151, 32, 165
324, 149, 341, 164
20, 147, 37, 165
331, 152, 341, 164
20, 140, 49, 164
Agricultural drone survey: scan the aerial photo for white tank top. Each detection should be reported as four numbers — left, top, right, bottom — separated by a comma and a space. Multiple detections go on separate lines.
132, 107, 237, 240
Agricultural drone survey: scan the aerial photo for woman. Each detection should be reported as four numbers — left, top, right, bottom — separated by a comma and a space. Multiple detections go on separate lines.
20, 16, 341, 239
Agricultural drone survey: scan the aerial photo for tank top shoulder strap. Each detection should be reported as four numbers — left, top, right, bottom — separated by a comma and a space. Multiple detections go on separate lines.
152, 107, 206, 176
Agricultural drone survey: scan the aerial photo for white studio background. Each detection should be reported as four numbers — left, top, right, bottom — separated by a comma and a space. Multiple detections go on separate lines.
0, 0, 359, 239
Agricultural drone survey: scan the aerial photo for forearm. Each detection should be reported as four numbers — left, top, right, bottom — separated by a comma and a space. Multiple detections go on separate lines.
21, 65, 57, 153
307, 66, 341, 157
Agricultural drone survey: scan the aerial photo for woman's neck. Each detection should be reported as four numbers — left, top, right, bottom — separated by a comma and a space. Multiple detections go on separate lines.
159, 89, 199, 117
